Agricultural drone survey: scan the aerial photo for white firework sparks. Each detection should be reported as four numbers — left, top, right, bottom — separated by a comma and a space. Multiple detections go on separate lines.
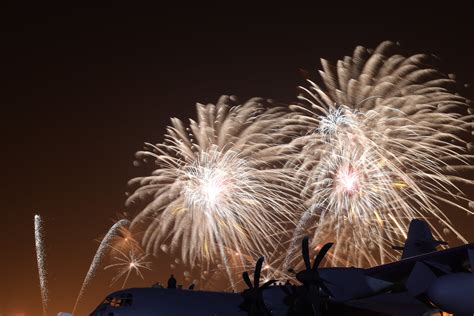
34, 214, 48, 316
126, 96, 300, 288
72, 219, 130, 314
317, 106, 357, 137
285, 41, 473, 268
104, 246, 152, 288
182, 148, 258, 219
124, 42, 472, 286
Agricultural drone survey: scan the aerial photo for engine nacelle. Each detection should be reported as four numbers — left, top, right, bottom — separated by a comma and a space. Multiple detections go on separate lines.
427, 273, 474, 315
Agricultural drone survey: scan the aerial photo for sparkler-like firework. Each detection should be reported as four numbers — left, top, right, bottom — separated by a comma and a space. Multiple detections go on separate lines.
126, 96, 300, 288
104, 246, 152, 288
72, 219, 130, 315
34, 214, 48, 316
284, 41, 473, 268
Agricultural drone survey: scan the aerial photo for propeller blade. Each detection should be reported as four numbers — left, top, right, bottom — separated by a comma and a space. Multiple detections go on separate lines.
311, 301, 320, 316
242, 271, 253, 289
261, 279, 277, 289
313, 242, 333, 270
319, 281, 333, 297
302, 237, 311, 270
280, 286, 291, 296
254, 257, 264, 288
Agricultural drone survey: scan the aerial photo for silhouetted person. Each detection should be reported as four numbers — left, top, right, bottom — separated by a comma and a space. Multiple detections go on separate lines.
188, 283, 195, 290
167, 274, 177, 288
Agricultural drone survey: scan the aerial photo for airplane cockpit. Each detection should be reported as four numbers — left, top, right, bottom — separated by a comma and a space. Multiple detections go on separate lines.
90, 292, 133, 315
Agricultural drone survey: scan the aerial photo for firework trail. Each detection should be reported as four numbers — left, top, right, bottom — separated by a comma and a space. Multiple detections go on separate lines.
34, 214, 48, 316
284, 41, 473, 268
72, 219, 129, 315
104, 246, 152, 288
126, 96, 300, 289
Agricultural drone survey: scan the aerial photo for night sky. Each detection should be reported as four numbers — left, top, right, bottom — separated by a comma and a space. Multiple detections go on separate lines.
1, 4, 473, 316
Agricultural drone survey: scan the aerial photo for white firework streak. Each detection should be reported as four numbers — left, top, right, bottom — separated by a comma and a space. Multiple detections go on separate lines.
285, 41, 473, 268
104, 246, 152, 289
72, 219, 130, 314
34, 214, 48, 316
126, 96, 300, 289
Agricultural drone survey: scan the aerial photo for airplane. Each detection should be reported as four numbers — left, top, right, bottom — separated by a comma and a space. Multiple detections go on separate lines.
88, 219, 474, 315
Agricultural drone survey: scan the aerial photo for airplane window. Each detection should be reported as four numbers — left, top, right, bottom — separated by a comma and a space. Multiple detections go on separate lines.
122, 293, 133, 306
110, 298, 122, 307
105, 294, 133, 307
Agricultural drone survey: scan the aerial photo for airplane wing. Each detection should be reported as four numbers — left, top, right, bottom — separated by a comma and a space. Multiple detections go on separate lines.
341, 292, 435, 316
365, 243, 474, 282
319, 243, 474, 315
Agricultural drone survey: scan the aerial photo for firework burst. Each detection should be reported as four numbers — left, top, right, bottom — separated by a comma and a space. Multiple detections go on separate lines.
108, 224, 142, 255
104, 246, 152, 288
126, 96, 300, 287
285, 41, 473, 268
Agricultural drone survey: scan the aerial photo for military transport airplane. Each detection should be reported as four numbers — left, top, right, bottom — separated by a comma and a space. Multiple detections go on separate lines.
88, 219, 474, 315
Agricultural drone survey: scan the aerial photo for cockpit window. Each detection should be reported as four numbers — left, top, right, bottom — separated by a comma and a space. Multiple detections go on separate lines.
102, 294, 132, 307
110, 298, 122, 307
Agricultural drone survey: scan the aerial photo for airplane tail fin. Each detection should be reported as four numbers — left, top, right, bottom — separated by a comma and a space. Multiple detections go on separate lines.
392, 219, 447, 259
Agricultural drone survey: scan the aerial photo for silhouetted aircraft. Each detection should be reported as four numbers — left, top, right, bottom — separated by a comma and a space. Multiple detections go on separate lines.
89, 219, 474, 315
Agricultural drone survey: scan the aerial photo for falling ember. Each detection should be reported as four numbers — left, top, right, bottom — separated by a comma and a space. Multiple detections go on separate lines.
393, 181, 408, 189
72, 219, 130, 315
34, 214, 48, 316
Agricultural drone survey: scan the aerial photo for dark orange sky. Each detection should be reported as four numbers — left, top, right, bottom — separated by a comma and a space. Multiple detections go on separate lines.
1, 3, 473, 316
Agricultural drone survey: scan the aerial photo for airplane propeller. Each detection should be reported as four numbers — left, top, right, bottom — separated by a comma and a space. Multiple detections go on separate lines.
240, 257, 276, 316
286, 237, 334, 316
